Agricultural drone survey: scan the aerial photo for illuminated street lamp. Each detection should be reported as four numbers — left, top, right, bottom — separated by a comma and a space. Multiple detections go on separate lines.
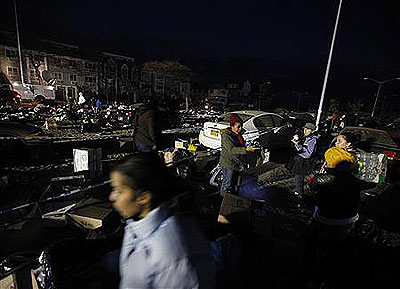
363, 77, 400, 118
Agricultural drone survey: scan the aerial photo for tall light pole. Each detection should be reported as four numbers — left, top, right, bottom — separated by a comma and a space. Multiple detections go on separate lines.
14, 0, 25, 85
364, 77, 400, 118
315, 0, 343, 130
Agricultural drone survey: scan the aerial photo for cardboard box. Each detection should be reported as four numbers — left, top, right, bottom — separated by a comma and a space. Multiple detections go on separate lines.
0, 270, 39, 289
0, 274, 16, 289
67, 197, 114, 230
218, 193, 252, 224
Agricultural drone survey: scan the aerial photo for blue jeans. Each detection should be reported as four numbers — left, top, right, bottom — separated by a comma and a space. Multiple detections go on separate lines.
220, 167, 241, 197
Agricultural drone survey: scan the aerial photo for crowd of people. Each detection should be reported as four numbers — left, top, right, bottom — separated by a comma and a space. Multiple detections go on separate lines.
106, 110, 379, 288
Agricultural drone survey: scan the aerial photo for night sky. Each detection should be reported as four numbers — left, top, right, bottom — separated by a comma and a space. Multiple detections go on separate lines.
1, 0, 400, 104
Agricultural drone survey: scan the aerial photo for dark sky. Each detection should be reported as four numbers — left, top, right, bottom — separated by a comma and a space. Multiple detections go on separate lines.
2, 0, 400, 101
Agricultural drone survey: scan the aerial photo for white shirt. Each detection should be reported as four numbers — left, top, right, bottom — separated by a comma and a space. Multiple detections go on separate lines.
78, 93, 86, 105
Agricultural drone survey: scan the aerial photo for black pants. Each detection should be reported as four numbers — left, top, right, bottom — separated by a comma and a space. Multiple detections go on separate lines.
302, 220, 355, 285
294, 174, 304, 194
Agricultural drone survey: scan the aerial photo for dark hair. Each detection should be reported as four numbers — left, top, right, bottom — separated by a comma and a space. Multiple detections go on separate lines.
111, 154, 177, 207
339, 132, 358, 147
335, 160, 356, 172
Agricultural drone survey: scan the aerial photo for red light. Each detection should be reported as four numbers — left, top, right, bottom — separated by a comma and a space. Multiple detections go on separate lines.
13, 92, 22, 99
384, 150, 400, 161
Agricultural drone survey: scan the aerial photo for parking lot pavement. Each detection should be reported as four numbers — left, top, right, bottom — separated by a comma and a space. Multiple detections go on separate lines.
1, 142, 400, 288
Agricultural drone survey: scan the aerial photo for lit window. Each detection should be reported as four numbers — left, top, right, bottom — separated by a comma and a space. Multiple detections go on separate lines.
7, 66, 19, 77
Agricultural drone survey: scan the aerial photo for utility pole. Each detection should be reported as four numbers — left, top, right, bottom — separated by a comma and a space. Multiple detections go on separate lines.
364, 77, 400, 118
14, 0, 25, 85
315, 0, 343, 130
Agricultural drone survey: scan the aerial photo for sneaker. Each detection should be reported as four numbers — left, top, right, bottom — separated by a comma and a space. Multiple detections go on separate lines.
293, 191, 303, 198
290, 191, 303, 207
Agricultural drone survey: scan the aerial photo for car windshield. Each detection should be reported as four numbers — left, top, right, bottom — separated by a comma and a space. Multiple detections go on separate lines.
218, 113, 253, 124
341, 127, 398, 149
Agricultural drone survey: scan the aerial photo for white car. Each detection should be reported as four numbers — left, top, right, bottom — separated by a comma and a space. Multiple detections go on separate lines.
199, 110, 296, 150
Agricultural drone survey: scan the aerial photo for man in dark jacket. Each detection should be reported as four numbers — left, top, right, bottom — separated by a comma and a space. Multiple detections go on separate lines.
134, 100, 160, 153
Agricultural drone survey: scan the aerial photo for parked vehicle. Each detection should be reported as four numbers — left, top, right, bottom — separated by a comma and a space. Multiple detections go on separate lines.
0, 84, 21, 107
382, 118, 400, 146
335, 127, 400, 239
285, 111, 315, 128
199, 110, 296, 150
13, 83, 55, 101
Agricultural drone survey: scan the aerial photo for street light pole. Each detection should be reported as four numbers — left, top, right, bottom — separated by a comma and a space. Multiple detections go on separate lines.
370, 82, 382, 118
315, 0, 343, 130
14, 0, 25, 85
364, 77, 400, 118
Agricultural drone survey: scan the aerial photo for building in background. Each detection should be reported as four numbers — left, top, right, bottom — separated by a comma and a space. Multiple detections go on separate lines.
207, 78, 272, 111
139, 60, 192, 108
100, 52, 137, 104
0, 31, 137, 103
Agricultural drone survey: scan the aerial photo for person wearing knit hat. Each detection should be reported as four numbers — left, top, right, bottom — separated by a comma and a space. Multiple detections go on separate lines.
219, 113, 253, 197
229, 113, 243, 127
